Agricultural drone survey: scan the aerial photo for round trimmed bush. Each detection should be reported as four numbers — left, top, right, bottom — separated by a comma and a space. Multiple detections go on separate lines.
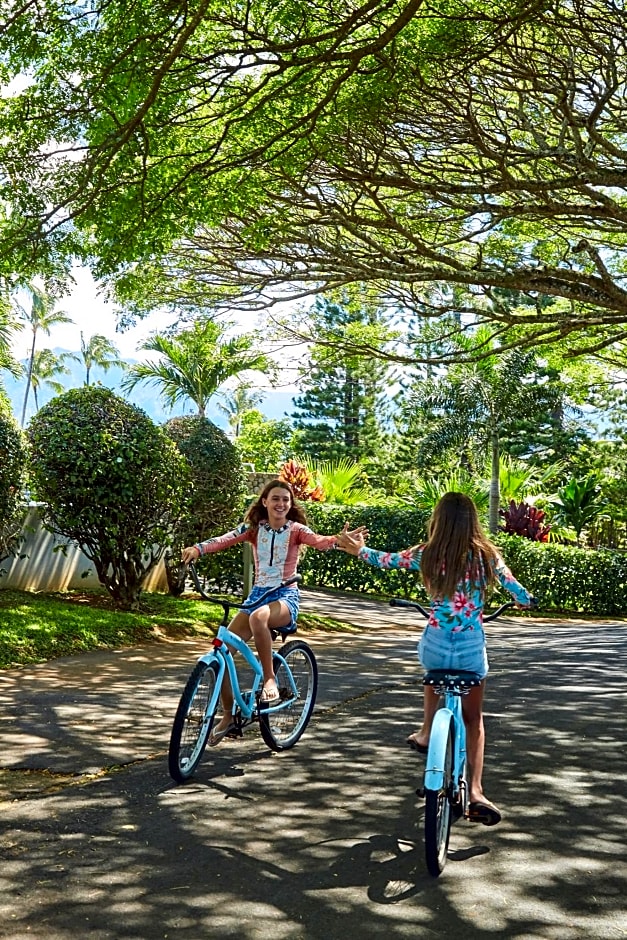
0, 390, 28, 567
28, 387, 190, 608
164, 416, 247, 593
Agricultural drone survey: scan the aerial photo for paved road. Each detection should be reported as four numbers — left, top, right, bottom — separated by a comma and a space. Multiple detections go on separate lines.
0, 590, 626, 939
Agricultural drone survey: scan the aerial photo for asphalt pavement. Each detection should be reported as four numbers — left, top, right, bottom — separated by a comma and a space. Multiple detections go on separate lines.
0, 589, 626, 940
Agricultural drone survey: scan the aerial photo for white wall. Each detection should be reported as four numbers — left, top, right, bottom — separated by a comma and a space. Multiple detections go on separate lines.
1, 505, 167, 593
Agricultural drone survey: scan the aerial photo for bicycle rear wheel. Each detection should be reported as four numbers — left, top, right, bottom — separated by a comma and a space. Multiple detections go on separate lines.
168, 660, 220, 782
259, 640, 318, 751
424, 715, 454, 876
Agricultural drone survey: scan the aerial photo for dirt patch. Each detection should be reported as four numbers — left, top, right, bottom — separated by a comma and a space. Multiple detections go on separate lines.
0, 767, 105, 802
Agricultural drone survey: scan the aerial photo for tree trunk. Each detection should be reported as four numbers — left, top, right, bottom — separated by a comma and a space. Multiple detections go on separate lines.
489, 430, 500, 535
20, 330, 37, 427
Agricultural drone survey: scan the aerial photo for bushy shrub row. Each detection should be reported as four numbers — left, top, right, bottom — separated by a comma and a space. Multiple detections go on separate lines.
493, 534, 627, 616
299, 505, 626, 616
299, 504, 431, 599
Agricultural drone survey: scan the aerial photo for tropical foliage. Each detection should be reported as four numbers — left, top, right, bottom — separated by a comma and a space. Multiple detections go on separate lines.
15, 284, 73, 426
549, 476, 607, 546
235, 410, 292, 472
121, 319, 272, 417
74, 332, 126, 386
499, 501, 551, 542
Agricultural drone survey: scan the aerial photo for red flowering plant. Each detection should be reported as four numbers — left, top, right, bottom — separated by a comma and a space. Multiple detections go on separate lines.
499, 500, 551, 541
278, 460, 325, 502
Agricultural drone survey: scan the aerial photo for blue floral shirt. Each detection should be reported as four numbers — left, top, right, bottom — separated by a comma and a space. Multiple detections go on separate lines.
357, 545, 533, 633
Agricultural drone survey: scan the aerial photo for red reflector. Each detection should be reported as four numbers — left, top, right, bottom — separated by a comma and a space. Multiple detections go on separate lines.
212, 638, 223, 648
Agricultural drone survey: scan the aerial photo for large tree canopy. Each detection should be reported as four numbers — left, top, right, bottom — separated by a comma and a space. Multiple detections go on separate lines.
3, 0, 627, 352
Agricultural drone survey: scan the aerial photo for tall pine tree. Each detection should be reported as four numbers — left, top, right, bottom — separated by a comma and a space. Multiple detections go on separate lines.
291, 294, 392, 462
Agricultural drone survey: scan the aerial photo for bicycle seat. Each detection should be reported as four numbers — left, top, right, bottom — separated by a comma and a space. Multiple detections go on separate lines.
423, 669, 482, 691
270, 626, 297, 641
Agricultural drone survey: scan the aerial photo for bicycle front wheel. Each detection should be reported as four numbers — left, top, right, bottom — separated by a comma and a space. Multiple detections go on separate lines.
259, 640, 318, 751
424, 715, 454, 876
168, 660, 220, 783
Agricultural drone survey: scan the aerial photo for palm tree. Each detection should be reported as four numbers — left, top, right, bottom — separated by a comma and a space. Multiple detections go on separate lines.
0, 303, 23, 380
416, 327, 562, 533
29, 349, 72, 410
121, 319, 273, 417
75, 332, 126, 385
17, 284, 73, 426
216, 383, 265, 437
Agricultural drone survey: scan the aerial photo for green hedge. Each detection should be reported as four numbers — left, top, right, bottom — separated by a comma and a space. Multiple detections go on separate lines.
299, 504, 431, 599
493, 534, 627, 616
192, 504, 627, 616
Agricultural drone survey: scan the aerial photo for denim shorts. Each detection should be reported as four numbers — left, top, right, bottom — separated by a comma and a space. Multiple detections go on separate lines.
242, 585, 300, 633
418, 625, 488, 678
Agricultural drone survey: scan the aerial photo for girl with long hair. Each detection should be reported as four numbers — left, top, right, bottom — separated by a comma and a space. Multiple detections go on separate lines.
338, 491, 533, 825
183, 479, 365, 745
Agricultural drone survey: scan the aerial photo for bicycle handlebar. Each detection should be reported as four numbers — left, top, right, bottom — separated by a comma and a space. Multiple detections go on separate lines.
187, 561, 301, 608
390, 596, 538, 622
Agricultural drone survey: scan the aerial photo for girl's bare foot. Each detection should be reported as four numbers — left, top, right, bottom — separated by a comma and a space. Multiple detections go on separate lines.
407, 731, 429, 752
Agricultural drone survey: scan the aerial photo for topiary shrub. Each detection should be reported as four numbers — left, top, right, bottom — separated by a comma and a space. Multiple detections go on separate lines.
0, 390, 28, 570
28, 387, 190, 609
164, 415, 247, 594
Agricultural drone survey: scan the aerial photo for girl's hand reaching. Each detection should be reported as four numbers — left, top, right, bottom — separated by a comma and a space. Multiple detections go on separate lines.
337, 523, 368, 555
181, 545, 201, 565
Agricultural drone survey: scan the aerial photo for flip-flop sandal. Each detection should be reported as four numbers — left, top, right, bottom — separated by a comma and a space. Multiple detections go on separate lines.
208, 722, 237, 747
467, 801, 502, 826
260, 686, 280, 705
406, 736, 428, 754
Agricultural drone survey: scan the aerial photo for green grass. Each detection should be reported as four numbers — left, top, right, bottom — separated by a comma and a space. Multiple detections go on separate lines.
0, 588, 351, 669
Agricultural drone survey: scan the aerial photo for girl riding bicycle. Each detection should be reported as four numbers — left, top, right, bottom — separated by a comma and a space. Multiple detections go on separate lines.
182, 479, 365, 745
338, 491, 533, 826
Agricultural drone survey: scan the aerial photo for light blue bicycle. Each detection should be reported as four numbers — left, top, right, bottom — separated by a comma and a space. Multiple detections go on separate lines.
169, 566, 318, 783
390, 597, 518, 877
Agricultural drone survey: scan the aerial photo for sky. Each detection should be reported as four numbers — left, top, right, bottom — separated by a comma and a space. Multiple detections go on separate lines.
11, 266, 175, 362
8, 265, 299, 426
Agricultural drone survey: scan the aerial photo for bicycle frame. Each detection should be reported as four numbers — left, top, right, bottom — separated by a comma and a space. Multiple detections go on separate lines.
198, 623, 300, 723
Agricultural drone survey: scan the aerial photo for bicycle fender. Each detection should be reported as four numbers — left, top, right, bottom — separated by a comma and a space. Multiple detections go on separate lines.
424, 708, 454, 791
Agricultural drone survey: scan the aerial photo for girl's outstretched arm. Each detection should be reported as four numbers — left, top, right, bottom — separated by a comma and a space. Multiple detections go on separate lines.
493, 556, 534, 606
182, 523, 250, 563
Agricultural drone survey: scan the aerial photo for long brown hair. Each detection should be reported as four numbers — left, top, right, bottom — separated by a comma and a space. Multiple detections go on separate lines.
244, 480, 307, 531
419, 492, 499, 598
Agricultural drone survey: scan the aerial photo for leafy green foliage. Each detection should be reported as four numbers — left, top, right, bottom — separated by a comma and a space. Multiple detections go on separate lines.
398, 471, 489, 515
121, 318, 272, 417
290, 293, 392, 461
408, 326, 566, 532
74, 332, 126, 386
235, 410, 293, 472
164, 415, 247, 593
499, 501, 550, 542
0, 393, 28, 566
306, 456, 373, 505
550, 475, 607, 545
28, 387, 190, 608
